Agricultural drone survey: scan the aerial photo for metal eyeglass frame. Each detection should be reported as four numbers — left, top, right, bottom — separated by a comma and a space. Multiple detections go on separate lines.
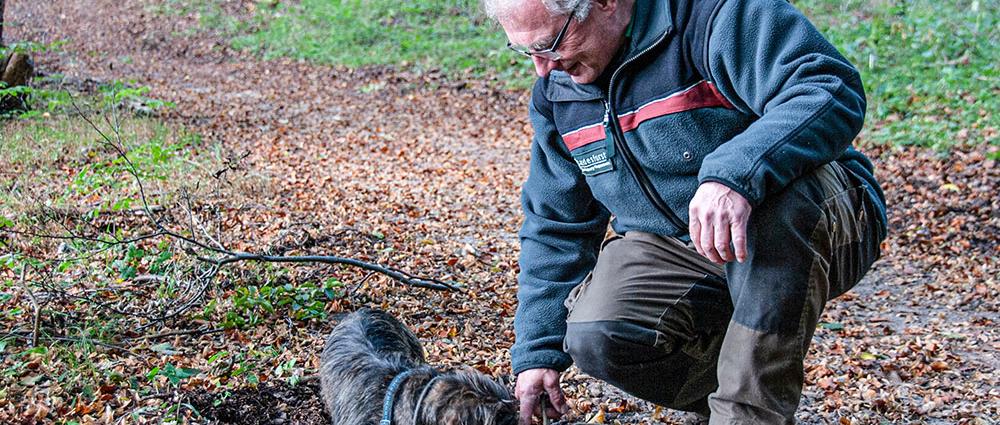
506, 13, 574, 61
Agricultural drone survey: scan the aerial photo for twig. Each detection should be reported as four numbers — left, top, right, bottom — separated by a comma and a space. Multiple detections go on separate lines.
206, 253, 458, 291
351, 271, 377, 295
131, 326, 225, 341
136, 264, 217, 330
181, 188, 225, 252
74, 89, 456, 291
6, 332, 137, 356
18, 266, 40, 347
1, 227, 165, 245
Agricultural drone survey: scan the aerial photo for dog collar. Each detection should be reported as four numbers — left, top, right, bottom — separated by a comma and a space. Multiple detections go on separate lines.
411, 374, 444, 423
381, 369, 418, 425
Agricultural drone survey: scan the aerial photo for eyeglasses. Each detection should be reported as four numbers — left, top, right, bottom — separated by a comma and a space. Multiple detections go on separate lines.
507, 14, 574, 61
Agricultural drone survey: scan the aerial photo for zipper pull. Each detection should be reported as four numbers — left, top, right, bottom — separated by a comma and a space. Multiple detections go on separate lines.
602, 100, 616, 159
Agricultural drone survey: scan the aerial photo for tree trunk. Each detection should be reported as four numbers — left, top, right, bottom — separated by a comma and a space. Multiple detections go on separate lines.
1, 0, 6, 47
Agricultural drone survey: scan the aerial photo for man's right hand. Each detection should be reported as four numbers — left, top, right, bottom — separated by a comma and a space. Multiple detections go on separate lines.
514, 368, 569, 424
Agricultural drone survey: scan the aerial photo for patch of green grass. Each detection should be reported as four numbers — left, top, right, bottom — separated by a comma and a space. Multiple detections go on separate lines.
231, 0, 533, 86
0, 115, 205, 221
797, 0, 997, 149
0, 80, 206, 222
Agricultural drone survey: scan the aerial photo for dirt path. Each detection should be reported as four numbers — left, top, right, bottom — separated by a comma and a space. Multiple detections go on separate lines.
6, 0, 997, 423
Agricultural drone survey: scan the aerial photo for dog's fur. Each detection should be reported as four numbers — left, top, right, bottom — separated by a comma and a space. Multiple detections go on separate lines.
320, 309, 518, 425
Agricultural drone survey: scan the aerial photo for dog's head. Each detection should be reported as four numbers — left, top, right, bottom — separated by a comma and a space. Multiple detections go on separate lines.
415, 369, 518, 425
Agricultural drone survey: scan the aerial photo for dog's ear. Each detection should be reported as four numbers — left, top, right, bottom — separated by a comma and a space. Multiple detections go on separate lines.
439, 409, 465, 425
422, 371, 518, 425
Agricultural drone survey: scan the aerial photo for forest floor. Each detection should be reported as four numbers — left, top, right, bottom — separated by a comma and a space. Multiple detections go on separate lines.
1, 0, 997, 424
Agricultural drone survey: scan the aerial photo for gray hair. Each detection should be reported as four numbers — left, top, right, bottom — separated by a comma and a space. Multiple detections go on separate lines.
483, 0, 593, 22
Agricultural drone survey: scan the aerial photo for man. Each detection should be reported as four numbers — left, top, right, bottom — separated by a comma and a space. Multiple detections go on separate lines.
485, 0, 888, 423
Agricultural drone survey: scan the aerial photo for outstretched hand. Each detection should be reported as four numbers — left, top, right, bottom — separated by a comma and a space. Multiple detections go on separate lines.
514, 368, 568, 425
689, 182, 752, 264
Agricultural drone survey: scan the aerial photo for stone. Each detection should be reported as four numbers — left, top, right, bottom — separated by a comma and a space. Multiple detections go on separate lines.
1, 51, 33, 87
1, 51, 33, 112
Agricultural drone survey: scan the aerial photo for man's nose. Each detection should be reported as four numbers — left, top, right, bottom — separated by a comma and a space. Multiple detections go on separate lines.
532, 56, 560, 77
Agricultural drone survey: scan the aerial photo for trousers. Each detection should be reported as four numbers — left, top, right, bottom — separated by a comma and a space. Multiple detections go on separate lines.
563, 162, 884, 424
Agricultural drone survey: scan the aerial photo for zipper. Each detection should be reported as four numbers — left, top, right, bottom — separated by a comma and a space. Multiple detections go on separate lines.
603, 31, 687, 231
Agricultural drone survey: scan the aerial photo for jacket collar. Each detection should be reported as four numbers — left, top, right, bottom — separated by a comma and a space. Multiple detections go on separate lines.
628, 0, 674, 55
545, 0, 675, 102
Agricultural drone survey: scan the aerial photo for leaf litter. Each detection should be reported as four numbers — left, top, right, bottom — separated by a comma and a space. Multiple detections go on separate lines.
2, 0, 997, 423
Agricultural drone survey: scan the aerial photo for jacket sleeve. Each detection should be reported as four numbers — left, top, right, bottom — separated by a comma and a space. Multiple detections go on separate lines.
511, 82, 610, 375
698, 0, 867, 206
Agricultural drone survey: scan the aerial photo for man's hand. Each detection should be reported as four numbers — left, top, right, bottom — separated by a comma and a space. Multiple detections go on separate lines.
514, 368, 568, 425
689, 182, 752, 264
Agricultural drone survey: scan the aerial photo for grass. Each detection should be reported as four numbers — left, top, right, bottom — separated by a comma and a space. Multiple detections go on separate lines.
178, 0, 996, 151
229, 0, 533, 86
795, 0, 997, 150
0, 82, 203, 220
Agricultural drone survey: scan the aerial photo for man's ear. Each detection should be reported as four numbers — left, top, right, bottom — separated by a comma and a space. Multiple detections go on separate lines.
592, 0, 619, 13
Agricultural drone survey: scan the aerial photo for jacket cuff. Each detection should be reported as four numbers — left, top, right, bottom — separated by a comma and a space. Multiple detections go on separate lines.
699, 176, 762, 208
511, 350, 573, 375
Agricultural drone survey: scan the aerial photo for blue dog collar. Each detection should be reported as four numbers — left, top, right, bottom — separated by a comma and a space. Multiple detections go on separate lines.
380, 369, 418, 425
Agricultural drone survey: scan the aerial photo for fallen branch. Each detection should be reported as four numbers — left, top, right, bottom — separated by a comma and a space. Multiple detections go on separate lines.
6, 332, 138, 356
132, 326, 226, 341
207, 253, 457, 291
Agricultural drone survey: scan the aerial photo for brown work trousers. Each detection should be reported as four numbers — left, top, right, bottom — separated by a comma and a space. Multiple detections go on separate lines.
563, 163, 884, 424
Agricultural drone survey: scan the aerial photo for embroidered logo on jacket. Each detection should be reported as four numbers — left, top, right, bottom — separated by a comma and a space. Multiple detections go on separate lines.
571, 141, 614, 176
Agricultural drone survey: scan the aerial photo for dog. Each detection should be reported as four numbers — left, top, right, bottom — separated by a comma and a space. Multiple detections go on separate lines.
320, 308, 518, 425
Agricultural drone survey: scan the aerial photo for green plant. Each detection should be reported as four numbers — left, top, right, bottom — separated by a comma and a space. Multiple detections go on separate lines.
97, 80, 176, 112
0, 40, 67, 57
221, 276, 344, 328
273, 358, 302, 386
148, 363, 202, 386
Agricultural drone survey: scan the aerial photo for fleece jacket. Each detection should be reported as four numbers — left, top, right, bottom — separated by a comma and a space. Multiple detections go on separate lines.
511, 0, 888, 374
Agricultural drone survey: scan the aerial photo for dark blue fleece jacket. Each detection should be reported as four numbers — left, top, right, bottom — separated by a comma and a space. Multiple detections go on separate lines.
511, 0, 888, 374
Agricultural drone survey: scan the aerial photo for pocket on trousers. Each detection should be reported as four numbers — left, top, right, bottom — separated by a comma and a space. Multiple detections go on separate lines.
564, 272, 592, 316
824, 186, 881, 299
565, 234, 623, 317
822, 185, 868, 249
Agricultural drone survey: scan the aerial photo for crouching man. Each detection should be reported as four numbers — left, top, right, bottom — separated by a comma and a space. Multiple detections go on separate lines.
483, 0, 888, 423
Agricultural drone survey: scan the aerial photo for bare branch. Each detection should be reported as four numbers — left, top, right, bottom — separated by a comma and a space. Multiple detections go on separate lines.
208, 253, 458, 291
5, 332, 137, 356
131, 326, 226, 341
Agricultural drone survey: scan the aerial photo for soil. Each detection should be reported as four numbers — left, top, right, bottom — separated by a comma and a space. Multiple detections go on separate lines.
186, 380, 329, 425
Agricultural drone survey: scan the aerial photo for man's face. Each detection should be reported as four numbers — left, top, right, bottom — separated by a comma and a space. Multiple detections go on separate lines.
500, 0, 627, 84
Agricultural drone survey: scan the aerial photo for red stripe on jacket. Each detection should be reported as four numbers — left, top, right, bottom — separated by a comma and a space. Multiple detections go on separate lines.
561, 80, 733, 151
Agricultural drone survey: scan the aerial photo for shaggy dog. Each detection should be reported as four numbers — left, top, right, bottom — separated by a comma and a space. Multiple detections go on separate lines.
320, 308, 518, 425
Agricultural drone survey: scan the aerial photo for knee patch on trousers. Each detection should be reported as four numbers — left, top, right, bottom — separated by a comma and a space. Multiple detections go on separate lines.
564, 320, 715, 410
